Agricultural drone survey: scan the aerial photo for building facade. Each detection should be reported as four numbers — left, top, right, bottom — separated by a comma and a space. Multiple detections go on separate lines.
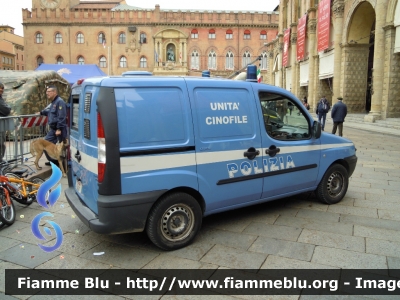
0, 26, 25, 70
266, 0, 400, 121
23, 0, 279, 80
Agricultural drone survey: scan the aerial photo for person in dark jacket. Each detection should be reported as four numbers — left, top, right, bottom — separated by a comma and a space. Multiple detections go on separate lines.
331, 96, 347, 137
38, 85, 67, 165
316, 96, 330, 131
0, 82, 12, 162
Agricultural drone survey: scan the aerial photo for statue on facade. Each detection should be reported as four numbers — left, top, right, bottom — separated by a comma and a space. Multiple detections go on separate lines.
167, 47, 175, 61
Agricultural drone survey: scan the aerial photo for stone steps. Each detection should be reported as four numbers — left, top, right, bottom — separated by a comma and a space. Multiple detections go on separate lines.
343, 114, 400, 130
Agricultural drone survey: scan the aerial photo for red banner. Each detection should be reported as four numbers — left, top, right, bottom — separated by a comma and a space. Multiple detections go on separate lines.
282, 28, 290, 67
297, 14, 307, 61
317, 0, 331, 52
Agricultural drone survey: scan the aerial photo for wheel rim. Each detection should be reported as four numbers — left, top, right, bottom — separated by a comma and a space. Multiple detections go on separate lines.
327, 171, 345, 198
1, 199, 14, 222
161, 203, 195, 242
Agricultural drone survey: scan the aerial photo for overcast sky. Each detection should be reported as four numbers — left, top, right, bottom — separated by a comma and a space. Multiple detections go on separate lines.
1, 0, 279, 37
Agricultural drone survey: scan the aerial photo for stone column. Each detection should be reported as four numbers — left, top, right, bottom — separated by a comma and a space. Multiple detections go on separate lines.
364, 0, 386, 122
332, 0, 344, 105
290, 25, 298, 96
307, 16, 317, 110
269, 50, 274, 85
183, 41, 188, 67
313, 54, 320, 110
277, 34, 284, 88
382, 24, 400, 118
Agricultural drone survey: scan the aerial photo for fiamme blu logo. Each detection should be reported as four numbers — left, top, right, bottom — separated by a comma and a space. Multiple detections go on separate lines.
31, 163, 63, 252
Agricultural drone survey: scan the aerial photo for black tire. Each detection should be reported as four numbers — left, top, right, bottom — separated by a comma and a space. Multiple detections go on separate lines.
146, 192, 202, 251
0, 188, 16, 225
28, 177, 47, 205
316, 164, 349, 204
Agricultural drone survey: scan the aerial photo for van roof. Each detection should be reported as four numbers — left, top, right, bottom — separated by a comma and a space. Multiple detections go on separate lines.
80, 76, 296, 102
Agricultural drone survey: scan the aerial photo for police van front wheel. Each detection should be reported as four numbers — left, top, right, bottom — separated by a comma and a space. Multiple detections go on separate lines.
146, 192, 202, 251
316, 164, 349, 205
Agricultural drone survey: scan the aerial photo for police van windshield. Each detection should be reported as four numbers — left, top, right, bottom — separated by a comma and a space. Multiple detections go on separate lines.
259, 92, 311, 140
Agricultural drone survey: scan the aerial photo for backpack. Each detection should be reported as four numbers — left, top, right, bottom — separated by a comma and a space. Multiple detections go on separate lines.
317, 99, 330, 113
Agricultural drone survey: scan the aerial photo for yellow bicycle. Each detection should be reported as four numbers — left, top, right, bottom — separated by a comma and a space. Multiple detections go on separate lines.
0, 162, 46, 205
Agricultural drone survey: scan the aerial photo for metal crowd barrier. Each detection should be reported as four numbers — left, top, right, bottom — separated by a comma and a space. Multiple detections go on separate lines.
0, 114, 48, 164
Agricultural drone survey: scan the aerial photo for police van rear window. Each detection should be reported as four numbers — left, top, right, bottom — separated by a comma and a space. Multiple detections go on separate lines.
114, 87, 190, 148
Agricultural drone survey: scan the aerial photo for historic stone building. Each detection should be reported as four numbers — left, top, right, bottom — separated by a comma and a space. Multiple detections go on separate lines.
0, 26, 25, 71
23, 0, 278, 80
266, 0, 400, 121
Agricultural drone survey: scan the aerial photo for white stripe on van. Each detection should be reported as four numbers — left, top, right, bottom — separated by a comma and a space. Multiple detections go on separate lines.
271, 143, 354, 154
120, 152, 197, 174
118, 143, 353, 174
70, 145, 98, 175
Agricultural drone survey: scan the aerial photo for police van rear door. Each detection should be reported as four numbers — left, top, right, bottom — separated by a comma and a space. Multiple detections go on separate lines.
185, 78, 263, 214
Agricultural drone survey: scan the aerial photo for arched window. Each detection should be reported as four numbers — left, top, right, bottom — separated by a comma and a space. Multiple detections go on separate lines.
98, 33, 106, 44
191, 29, 198, 39
242, 51, 251, 68
208, 50, 216, 69
225, 51, 234, 70
208, 29, 215, 39
191, 50, 199, 70
140, 56, 147, 68
78, 56, 85, 65
55, 33, 63, 44
120, 56, 127, 68
37, 56, 43, 67
118, 32, 126, 44
226, 29, 233, 39
261, 51, 268, 70
36, 33, 43, 44
76, 33, 84, 44
99, 56, 107, 68
56, 56, 64, 65
244, 29, 251, 40
260, 30, 267, 40
140, 33, 147, 44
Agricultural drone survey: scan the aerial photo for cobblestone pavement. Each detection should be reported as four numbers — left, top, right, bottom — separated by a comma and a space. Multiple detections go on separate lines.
0, 126, 399, 299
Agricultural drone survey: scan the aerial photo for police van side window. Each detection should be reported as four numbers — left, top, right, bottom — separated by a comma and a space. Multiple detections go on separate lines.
71, 94, 79, 131
259, 92, 311, 140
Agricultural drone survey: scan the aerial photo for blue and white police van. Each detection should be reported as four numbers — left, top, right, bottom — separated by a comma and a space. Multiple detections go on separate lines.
66, 70, 357, 250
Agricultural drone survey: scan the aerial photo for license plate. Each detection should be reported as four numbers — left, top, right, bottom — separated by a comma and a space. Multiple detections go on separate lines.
76, 180, 82, 194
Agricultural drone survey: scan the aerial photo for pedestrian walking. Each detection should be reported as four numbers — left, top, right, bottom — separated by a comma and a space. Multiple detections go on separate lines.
316, 96, 330, 131
37, 85, 67, 166
0, 82, 11, 162
331, 96, 347, 137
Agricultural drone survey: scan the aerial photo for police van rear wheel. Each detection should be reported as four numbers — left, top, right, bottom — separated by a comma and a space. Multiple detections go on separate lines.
316, 164, 349, 204
146, 192, 202, 251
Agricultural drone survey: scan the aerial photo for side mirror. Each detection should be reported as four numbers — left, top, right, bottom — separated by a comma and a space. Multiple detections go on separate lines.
313, 121, 321, 139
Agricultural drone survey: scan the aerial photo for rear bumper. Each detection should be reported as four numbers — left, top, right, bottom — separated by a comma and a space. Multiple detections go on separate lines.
344, 155, 357, 177
65, 178, 167, 234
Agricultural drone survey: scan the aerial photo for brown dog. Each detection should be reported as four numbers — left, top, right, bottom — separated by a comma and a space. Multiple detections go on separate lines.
30, 139, 68, 177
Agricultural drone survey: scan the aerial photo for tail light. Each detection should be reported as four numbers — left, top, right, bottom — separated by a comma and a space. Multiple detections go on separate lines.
97, 113, 106, 183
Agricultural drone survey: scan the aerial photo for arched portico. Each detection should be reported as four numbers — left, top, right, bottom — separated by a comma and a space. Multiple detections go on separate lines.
341, 1, 376, 113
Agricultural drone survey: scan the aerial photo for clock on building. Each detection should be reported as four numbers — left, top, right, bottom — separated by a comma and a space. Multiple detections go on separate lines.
41, 0, 61, 9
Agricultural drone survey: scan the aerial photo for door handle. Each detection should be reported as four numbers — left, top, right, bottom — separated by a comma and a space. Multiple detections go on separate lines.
265, 145, 280, 157
243, 147, 260, 160
75, 150, 81, 162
